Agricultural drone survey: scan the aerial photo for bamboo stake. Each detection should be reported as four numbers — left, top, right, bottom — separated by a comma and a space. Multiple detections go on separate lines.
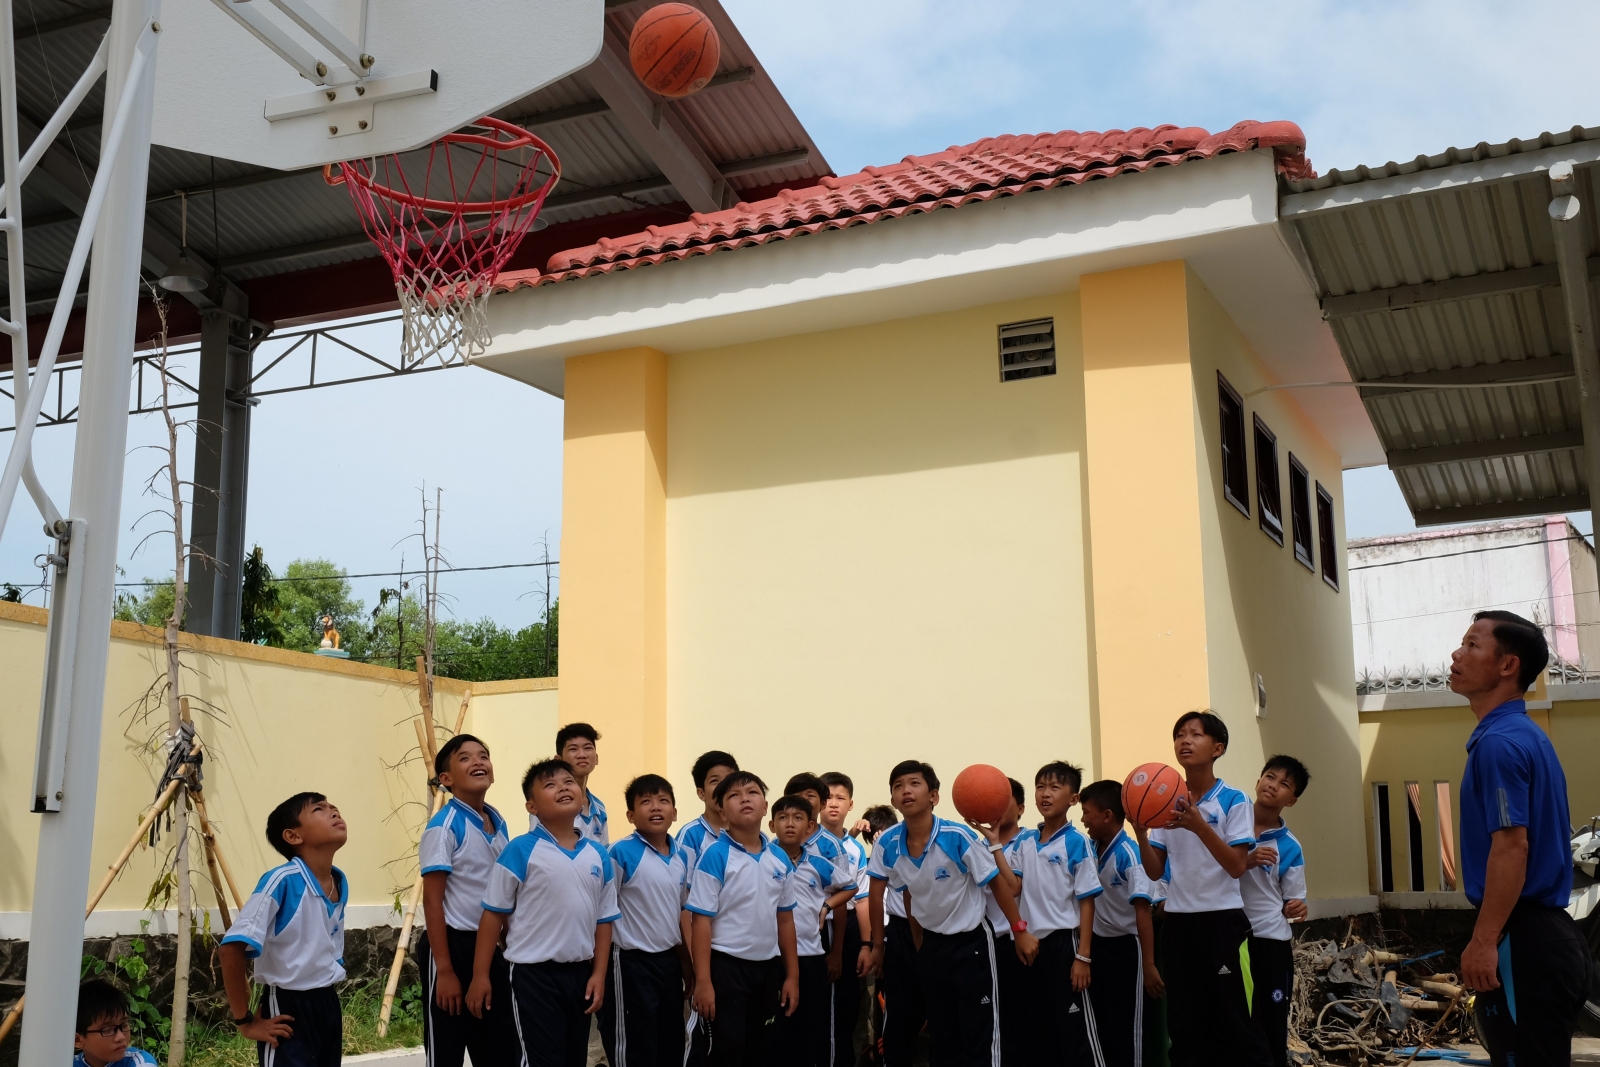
190, 792, 246, 911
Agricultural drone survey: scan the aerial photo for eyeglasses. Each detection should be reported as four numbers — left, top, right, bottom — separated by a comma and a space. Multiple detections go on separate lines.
88, 1022, 131, 1039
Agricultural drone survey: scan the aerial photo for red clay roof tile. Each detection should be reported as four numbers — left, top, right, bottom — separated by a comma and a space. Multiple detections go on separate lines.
494, 120, 1311, 292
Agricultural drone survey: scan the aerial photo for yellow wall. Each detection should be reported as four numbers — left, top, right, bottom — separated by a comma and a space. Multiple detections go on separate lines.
0, 603, 557, 929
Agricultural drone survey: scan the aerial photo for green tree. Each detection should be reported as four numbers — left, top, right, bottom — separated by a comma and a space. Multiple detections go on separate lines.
114, 579, 176, 627
275, 559, 370, 659
240, 545, 285, 645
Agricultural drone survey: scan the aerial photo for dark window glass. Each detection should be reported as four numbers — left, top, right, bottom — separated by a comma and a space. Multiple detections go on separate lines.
1254, 415, 1282, 545
1218, 373, 1249, 517
1374, 783, 1395, 893
1316, 482, 1338, 590
1289, 454, 1313, 570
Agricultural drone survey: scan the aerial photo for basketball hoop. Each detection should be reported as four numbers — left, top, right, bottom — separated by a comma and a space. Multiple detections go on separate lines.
325, 116, 560, 366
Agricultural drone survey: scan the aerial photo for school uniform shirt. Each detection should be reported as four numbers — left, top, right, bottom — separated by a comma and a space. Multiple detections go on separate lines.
418, 797, 511, 930
677, 815, 720, 877
577, 790, 610, 845
685, 832, 799, 961
75, 1049, 158, 1067
839, 832, 871, 905
1013, 822, 1102, 938
788, 834, 858, 956
983, 836, 1024, 938
1240, 823, 1307, 941
483, 824, 620, 964
1091, 829, 1155, 939
1147, 778, 1255, 914
865, 817, 998, 936
221, 858, 349, 990
610, 830, 688, 953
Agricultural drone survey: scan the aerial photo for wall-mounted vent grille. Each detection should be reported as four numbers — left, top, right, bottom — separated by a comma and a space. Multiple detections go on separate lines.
998, 318, 1056, 382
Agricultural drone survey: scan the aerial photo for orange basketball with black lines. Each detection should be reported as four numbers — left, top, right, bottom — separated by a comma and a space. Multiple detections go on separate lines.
628, 4, 721, 99
1123, 762, 1185, 829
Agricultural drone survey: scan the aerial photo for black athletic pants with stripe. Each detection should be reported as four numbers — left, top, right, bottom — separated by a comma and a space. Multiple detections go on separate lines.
832, 911, 865, 1067
689, 951, 784, 1067
915, 925, 997, 1067
1474, 901, 1593, 1067
773, 954, 832, 1067
988, 930, 1026, 1067
1161, 910, 1270, 1067
600, 945, 686, 1067
509, 958, 595, 1067
257, 985, 340, 1067
1246, 936, 1292, 1067
1090, 933, 1146, 1067
881, 916, 925, 1067
1022, 928, 1100, 1067
420, 926, 517, 1067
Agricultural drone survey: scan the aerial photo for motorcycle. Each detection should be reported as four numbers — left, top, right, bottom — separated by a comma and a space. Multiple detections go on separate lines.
1569, 816, 1600, 1037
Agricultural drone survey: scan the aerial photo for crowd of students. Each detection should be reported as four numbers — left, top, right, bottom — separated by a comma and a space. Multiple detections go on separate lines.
72, 712, 1314, 1067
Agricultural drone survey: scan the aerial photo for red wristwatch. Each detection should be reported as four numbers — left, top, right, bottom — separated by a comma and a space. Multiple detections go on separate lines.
1011, 919, 1028, 934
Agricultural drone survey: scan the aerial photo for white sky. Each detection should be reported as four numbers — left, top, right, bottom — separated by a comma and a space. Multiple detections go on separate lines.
3, 0, 1597, 624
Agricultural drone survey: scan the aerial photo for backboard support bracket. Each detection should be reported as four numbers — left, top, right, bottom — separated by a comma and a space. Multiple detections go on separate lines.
264, 67, 436, 136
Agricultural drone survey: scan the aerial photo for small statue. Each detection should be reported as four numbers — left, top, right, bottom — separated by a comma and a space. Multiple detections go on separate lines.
318, 614, 341, 650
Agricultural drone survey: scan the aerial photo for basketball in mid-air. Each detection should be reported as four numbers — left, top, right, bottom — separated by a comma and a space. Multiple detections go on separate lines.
629, 4, 721, 99
1123, 763, 1185, 829
952, 764, 1011, 825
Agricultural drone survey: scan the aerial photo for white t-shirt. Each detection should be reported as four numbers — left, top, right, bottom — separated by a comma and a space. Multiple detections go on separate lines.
685, 832, 799, 961
984, 836, 1023, 939
1091, 829, 1155, 939
787, 834, 857, 957
1014, 822, 1102, 938
484, 824, 620, 964
419, 798, 510, 930
866, 817, 998, 936
610, 831, 688, 953
576, 790, 610, 845
677, 815, 720, 878
1148, 779, 1255, 914
221, 858, 348, 990
1241, 822, 1307, 940
838, 833, 870, 905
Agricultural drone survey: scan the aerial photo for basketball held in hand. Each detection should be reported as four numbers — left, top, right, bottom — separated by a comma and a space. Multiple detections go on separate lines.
1123, 763, 1185, 829
952, 764, 1011, 825
629, 4, 721, 99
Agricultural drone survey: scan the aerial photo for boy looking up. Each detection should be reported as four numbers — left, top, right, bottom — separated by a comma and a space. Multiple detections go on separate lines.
772, 793, 856, 1067
680, 750, 740, 871
420, 734, 515, 1067
1241, 757, 1310, 1067
1134, 711, 1270, 1067
868, 761, 1021, 1067
821, 771, 872, 1067
786, 773, 858, 993
74, 981, 157, 1067
686, 771, 801, 1067
1080, 779, 1161, 1067
220, 792, 350, 1067
1007, 761, 1102, 1066
557, 723, 608, 845
474, 759, 618, 1067
604, 774, 692, 1067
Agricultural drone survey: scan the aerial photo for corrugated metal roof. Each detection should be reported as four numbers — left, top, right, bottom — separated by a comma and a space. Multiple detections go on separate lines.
1281, 125, 1600, 526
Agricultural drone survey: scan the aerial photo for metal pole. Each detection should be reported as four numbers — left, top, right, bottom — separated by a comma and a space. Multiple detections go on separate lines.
1548, 161, 1600, 549
17, 0, 160, 1062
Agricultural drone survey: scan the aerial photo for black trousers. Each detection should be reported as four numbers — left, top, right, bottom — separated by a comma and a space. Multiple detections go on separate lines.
258, 985, 341, 1067
773, 954, 833, 1067
880, 917, 925, 1067
1161, 910, 1270, 1067
509, 958, 596, 1067
988, 931, 1026, 1067
1021, 929, 1100, 1067
832, 912, 865, 1067
689, 951, 783, 1067
915, 925, 998, 1067
1090, 933, 1145, 1067
1475, 902, 1594, 1067
1246, 937, 1292, 1067
600, 945, 686, 1067
420, 926, 517, 1067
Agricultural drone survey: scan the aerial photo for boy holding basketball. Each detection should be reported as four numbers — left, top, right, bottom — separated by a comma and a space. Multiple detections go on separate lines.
1241, 756, 1310, 1067
1134, 712, 1271, 1067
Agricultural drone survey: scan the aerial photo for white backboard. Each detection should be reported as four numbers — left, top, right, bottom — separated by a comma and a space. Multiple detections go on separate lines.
152, 0, 603, 171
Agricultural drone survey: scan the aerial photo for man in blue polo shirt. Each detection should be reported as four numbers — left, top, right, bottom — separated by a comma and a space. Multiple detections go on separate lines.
1448, 609, 1592, 1066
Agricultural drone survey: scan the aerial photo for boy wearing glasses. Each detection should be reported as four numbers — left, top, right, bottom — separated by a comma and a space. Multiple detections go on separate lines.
74, 980, 158, 1067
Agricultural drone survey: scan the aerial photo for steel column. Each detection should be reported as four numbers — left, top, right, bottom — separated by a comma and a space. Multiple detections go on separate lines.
1548, 161, 1600, 549
186, 307, 253, 638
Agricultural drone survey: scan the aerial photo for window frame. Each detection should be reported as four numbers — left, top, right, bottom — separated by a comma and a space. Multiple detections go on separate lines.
1316, 481, 1339, 590
1253, 414, 1283, 546
1288, 453, 1314, 571
1217, 373, 1250, 518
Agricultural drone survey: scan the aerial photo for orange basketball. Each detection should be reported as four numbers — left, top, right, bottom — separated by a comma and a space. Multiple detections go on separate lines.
1123, 763, 1185, 829
628, 4, 721, 99
952, 764, 1012, 825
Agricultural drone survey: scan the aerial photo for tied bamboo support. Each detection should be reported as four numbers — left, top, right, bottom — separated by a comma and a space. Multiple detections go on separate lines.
376, 688, 471, 1036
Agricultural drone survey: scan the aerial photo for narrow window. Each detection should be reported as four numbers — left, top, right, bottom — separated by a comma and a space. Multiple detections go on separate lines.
1405, 782, 1426, 891
1373, 783, 1394, 892
1435, 781, 1457, 892
1218, 373, 1249, 517
1316, 482, 1338, 590
1254, 415, 1283, 545
1289, 454, 1313, 570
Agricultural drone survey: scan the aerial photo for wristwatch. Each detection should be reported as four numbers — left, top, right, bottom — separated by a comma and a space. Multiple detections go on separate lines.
1010, 919, 1028, 934
232, 1010, 254, 1027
